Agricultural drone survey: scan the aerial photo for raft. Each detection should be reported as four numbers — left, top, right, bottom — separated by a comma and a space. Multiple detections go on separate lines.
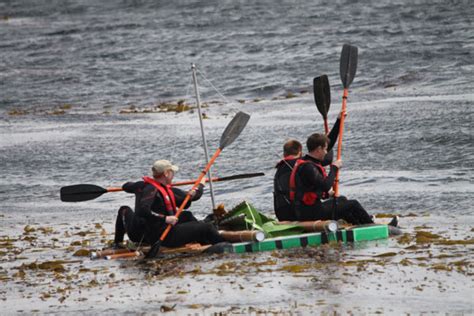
91, 201, 391, 260
91, 224, 389, 259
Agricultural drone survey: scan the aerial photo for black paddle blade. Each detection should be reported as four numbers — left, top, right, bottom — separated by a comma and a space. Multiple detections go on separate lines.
219, 111, 250, 149
145, 240, 162, 259
218, 172, 264, 181
340, 44, 358, 89
60, 184, 108, 202
313, 75, 331, 118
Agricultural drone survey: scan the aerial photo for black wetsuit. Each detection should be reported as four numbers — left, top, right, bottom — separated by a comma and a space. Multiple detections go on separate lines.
114, 180, 224, 247
273, 118, 340, 221
292, 155, 374, 224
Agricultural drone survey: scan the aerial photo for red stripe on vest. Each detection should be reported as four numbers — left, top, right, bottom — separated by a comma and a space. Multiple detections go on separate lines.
288, 159, 328, 203
143, 177, 177, 214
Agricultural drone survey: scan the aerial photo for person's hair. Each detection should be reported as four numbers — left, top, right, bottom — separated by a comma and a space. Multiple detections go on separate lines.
283, 139, 302, 157
152, 168, 164, 178
306, 133, 329, 152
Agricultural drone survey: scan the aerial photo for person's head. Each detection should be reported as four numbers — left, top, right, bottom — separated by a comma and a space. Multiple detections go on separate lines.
306, 133, 329, 160
152, 159, 179, 184
283, 139, 302, 158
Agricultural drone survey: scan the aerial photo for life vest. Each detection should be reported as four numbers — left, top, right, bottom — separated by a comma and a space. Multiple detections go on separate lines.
142, 176, 177, 215
288, 159, 329, 206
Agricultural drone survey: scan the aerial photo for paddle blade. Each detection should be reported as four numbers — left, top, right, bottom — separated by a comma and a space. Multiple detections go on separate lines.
340, 44, 358, 88
313, 75, 331, 118
218, 172, 264, 181
145, 240, 162, 259
219, 111, 250, 149
60, 184, 107, 202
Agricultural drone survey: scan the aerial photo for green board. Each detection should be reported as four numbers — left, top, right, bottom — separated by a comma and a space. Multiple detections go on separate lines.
229, 224, 389, 254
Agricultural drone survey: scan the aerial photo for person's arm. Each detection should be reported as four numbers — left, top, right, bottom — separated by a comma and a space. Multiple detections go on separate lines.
321, 150, 334, 167
300, 164, 337, 193
189, 183, 204, 201
322, 114, 342, 166
325, 165, 338, 190
327, 117, 341, 151
122, 181, 144, 193
171, 186, 202, 209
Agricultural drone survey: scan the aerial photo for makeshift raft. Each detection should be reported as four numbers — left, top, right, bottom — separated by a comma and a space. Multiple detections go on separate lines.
91, 224, 389, 259
91, 201, 391, 260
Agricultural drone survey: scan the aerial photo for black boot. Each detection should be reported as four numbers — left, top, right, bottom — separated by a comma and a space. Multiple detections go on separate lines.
388, 215, 399, 227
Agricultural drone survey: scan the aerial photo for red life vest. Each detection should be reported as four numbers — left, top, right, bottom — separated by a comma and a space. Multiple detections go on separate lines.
288, 159, 329, 206
143, 176, 177, 215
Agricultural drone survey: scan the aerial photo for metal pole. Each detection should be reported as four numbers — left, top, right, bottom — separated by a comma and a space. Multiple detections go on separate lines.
191, 64, 216, 209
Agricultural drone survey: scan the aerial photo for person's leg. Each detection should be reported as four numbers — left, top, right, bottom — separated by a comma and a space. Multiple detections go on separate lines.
331, 198, 373, 225
113, 206, 132, 245
178, 211, 198, 223
124, 209, 146, 243
162, 221, 225, 248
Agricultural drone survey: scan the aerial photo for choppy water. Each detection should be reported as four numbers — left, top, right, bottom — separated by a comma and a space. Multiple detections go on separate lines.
1, 0, 473, 221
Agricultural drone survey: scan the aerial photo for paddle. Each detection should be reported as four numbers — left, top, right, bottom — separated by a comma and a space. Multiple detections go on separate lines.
313, 75, 331, 134
313, 74, 335, 164
333, 44, 358, 197
145, 111, 251, 259
60, 172, 263, 202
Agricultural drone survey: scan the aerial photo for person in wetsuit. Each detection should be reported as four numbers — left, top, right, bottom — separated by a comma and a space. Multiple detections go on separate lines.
289, 133, 375, 224
113, 159, 224, 248
273, 114, 341, 221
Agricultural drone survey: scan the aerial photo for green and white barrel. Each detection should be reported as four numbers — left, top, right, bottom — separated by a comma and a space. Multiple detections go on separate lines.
228, 224, 389, 254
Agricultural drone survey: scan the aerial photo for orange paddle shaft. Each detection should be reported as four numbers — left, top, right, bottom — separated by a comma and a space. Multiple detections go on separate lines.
333, 88, 348, 196
159, 148, 222, 242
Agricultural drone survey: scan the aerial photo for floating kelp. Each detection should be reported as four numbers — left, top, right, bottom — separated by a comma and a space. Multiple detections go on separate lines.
285, 92, 297, 99
47, 109, 66, 115
0, 240, 16, 249
373, 252, 397, 257
19, 261, 64, 272
74, 231, 96, 237
23, 225, 36, 234
21, 235, 37, 242
73, 249, 90, 257
430, 264, 452, 272
119, 100, 194, 114
415, 231, 442, 243
7, 104, 73, 116
8, 109, 29, 115
59, 104, 72, 110
279, 264, 311, 273
375, 213, 396, 218
160, 304, 176, 312
399, 258, 413, 266
397, 233, 413, 245
435, 238, 474, 246
38, 227, 54, 234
